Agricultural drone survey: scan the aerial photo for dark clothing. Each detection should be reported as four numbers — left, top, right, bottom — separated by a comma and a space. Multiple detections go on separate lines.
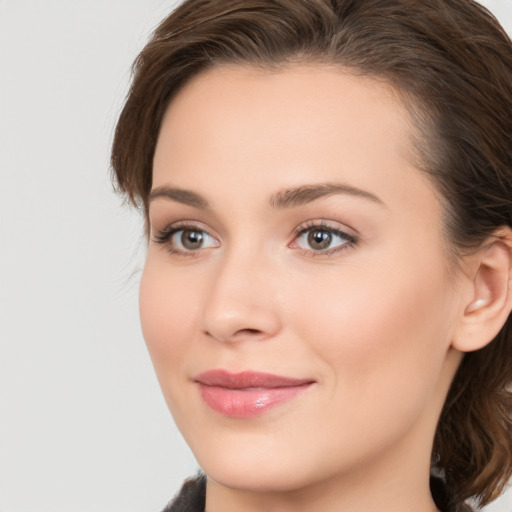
162, 473, 473, 512
162, 473, 206, 512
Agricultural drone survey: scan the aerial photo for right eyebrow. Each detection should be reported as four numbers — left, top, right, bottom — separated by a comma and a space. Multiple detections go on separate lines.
149, 186, 210, 210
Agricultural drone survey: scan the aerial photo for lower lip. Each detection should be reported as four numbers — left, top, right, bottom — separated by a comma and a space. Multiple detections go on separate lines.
198, 383, 312, 418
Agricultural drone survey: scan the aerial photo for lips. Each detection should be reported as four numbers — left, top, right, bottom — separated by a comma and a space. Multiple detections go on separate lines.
194, 370, 314, 418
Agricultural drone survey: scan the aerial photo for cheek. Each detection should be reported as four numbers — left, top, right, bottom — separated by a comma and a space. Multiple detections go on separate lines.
139, 258, 200, 374
279, 255, 456, 471
289, 252, 454, 403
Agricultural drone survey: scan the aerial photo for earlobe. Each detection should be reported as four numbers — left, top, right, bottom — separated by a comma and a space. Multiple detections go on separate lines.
452, 228, 512, 353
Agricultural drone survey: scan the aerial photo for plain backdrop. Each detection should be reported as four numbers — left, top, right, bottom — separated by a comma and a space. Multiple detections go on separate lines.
1, 1, 512, 511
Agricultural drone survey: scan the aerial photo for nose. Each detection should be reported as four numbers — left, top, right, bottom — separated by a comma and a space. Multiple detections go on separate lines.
200, 249, 282, 343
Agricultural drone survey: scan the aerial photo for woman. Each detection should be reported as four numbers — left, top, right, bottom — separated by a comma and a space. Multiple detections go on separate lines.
111, 1, 512, 511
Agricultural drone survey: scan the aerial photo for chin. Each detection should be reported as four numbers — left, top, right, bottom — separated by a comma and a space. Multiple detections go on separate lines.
184, 429, 320, 493
200, 457, 314, 493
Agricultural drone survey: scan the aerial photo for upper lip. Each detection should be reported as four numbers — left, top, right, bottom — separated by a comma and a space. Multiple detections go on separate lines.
194, 369, 315, 389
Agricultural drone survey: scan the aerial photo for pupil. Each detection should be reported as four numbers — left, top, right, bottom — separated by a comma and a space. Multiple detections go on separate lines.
182, 230, 203, 250
308, 230, 331, 250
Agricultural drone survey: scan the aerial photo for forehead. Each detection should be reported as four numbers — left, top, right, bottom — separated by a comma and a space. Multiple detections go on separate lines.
156, 64, 414, 157
152, 64, 438, 217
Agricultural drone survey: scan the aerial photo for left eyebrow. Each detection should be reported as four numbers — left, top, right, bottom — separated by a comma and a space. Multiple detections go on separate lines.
269, 182, 386, 209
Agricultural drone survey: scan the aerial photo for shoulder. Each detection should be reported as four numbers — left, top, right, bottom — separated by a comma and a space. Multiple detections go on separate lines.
161, 472, 206, 512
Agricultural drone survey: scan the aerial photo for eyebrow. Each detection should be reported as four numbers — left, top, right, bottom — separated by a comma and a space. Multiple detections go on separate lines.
269, 182, 385, 209
149, 186, 210, 209
149, 182, 385, 210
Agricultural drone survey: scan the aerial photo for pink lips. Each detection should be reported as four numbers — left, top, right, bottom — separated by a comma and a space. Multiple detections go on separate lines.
194, 370, 314, 418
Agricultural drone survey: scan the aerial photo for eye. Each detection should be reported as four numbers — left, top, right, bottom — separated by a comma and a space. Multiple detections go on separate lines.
292, 223, 357, 254
153, 223, 220, 255
172, 228, 217, 251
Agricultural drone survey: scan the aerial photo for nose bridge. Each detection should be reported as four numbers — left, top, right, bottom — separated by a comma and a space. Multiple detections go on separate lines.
201, 240, 281, 342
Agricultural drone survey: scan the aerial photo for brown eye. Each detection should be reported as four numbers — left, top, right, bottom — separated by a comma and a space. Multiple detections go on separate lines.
307, 230, 332, 250
164, 227, 219, 253
153, 224, 220, 255
293, 224, 355, 254
181, 230, 204, 250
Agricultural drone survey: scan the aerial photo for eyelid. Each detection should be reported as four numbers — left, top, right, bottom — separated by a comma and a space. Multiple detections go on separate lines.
289, 220, 358, 256
291, 220, 357, 239
152, 220, 220, 256
152, 220, 213, 240
151, 218, 358, 258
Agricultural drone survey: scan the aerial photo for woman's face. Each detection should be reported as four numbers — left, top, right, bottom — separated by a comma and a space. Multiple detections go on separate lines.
142, 65, 465, 493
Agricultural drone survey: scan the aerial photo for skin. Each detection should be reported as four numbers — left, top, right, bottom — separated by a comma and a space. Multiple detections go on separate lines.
141, 65, 472, 512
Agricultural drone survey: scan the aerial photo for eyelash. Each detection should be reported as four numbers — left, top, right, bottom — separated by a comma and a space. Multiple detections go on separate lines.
152, 221, 213, 258
291, 221, 357, 257
152, 220, 358, 258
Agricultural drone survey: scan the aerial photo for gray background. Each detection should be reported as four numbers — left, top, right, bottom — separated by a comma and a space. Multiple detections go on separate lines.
1, 1, 511, 511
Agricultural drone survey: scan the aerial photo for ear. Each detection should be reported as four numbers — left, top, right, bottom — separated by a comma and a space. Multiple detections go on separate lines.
452, 228, 512, 353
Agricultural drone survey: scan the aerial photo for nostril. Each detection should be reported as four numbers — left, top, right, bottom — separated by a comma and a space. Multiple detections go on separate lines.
202, 328, 260, 336
229, 328, 265, 342
203, 327, 265, 343
239, 328, 261, 335
231, 328, 265, 339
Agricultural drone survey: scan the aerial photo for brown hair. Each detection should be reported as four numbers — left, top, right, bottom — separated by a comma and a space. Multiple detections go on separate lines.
111, 0, 512, 508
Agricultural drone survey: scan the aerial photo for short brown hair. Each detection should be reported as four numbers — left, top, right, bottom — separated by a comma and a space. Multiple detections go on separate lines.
111, 0, 512, 508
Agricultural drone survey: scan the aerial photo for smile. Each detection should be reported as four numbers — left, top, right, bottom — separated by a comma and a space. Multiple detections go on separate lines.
194, 370, 315, 418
